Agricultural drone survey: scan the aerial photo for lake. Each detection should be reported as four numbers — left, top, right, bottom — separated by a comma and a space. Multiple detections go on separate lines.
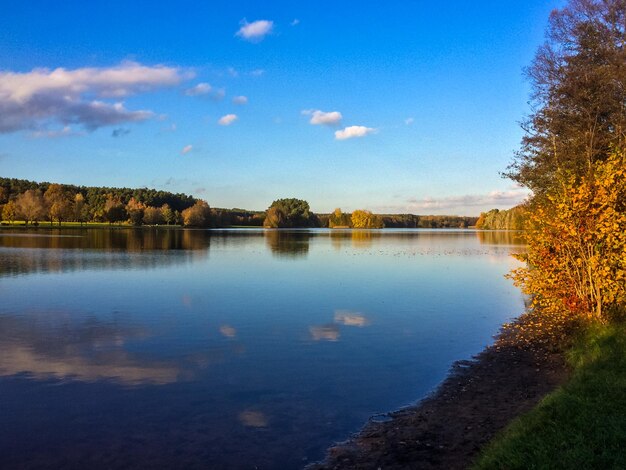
0, 228, 525, 469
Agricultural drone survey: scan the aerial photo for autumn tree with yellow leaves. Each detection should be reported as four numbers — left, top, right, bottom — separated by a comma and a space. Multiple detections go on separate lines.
509, 153, 626, 322
507, 0, 626, 323
351, 210, 384, 229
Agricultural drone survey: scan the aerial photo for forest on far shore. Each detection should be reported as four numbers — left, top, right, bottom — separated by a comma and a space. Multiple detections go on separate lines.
0, 177, 479, 229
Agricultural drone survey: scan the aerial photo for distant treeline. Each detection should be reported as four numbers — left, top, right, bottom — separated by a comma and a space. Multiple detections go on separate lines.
476, 206, 527, 230
380, 214, 478, 228
0, 177, 263, 227
1, 177, 480, 229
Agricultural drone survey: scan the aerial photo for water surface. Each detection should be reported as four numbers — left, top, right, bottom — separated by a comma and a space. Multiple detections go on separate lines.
0, 228, 524, 469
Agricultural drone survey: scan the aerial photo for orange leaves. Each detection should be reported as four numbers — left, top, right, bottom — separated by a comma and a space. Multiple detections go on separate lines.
511, 151, 626, 323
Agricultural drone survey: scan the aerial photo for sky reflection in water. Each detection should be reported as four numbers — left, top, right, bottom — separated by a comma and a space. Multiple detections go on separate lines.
0, 228, 525, 469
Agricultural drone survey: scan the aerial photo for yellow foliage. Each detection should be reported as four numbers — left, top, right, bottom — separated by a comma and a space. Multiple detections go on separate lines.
351, 209, 384, 229
509, 152, 626, 322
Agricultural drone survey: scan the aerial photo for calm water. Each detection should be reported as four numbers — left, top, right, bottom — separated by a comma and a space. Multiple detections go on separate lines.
0, 228, 525, 469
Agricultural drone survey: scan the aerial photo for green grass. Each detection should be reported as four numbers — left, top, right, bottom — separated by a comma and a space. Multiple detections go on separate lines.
473, 322, 626, 469
0, 221, 183, 228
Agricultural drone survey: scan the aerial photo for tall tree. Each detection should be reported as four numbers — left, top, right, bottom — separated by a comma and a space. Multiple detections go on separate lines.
329, 208, 352, 228
182, 200, 212, 227
161, 204, 174, 225
508, 0, 626, 324
2, 200, 16, 224
262, 198, 319, 228
507, 0, 626, 195
126, 197, 146, 226
44, 183, 72, 225
143, 206, 165, 225
15, 190, 46, 225
103, 195, 127, 225
0, 186, 8, 204
351, 210, 384, 229
73, 193, 89, 226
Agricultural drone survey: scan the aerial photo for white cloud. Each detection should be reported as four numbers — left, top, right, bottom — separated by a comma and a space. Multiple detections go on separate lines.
371, 189, 531, 215
291, 19, 300, 26
185, 83, 224, 100
232, 95, 248, 105
405, 117, 414, 125
0, 61, 189, 133
335, 125, 377, 140
236, 19, 274, 42
250, 69, 265, 77
405, 191, 530, 211
302, 109, 342, 126
181, 144, 193, 155
185, 82, 212, 96
30, 126, 82, 139
218, 114, 238, 126
227, 67, 239, 77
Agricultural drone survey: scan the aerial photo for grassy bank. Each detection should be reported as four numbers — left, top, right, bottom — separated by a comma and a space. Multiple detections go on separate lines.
0, 221, 182, 228
473, 321, 626, 469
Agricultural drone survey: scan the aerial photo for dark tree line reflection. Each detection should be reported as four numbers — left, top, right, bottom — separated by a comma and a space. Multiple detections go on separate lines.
0, 228, 525, 276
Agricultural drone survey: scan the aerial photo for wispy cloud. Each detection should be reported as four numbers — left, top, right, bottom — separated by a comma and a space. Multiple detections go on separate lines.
302, 109, 342, 126
181, 144, 193, 155
405, 117, 414, 125
291, 19, 300, 26
0, 61, 189, 133
335, 125, 377, 140
404, 190, 530, 211
250, 69, 265, 77
232, 95, 248, 105
185, 82, 212, 96
30, 125, 82, 139
236, 19, 274, 42
160, 123, 177, 133
184, 82, 224, 100
218, 114, 238, 126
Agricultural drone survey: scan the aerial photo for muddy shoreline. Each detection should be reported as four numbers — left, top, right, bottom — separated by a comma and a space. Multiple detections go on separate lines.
309, 314, 570, 469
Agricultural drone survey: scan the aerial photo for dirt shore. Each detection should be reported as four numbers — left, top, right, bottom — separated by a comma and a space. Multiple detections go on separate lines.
309, 315, 570, 470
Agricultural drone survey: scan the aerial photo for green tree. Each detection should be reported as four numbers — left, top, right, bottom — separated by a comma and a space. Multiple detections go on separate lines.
328, 208, 352, 228
161, 204, 174, 225
0, 186, 8, 204
262, 198, 319, 228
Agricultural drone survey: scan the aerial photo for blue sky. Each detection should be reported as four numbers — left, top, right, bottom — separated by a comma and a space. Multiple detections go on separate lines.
0, 1, 562, 215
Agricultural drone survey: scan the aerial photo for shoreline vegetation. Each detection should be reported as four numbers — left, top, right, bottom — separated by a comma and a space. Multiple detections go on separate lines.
3, 0, 625, 467
0, 177, 480, 230
318, 0, 626, 467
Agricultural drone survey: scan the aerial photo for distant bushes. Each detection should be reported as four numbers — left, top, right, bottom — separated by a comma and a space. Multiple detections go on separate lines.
476, 206, 527, 230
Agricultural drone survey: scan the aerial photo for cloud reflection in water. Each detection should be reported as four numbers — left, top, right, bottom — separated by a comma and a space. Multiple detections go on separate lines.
0, 313, 181, 385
